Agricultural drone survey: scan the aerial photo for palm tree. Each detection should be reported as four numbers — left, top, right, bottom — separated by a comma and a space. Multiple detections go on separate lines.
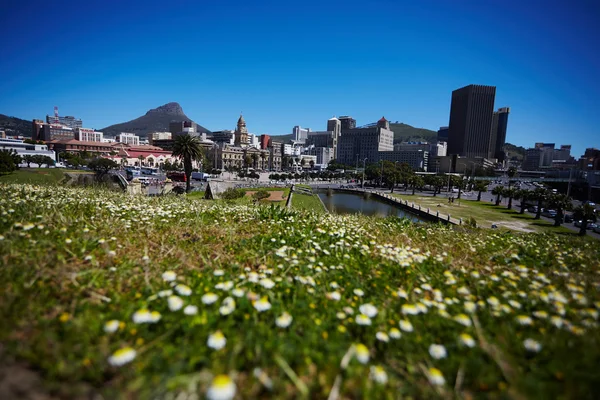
547, 193, 572, 227
137, 155, 145, 167
514, 189, 530, 214
492, 186, 504, 206
573, 204, 597, 236
503, 187, 517, 210
432, 176, 445, 197
260, 152, 267, 170
532, 188, 549, 219
473, 180, 489, 201
172, 134, 203, 192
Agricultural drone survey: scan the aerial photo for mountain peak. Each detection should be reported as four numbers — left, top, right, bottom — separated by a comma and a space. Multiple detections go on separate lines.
145, 102, 185, 116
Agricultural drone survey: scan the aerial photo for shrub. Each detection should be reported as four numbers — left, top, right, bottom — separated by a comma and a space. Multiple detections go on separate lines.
220, 187, 246, 200
252, 189, 270, 201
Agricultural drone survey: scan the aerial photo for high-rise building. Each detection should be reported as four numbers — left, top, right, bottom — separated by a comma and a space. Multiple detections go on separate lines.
326, 117, 341, 159
41, 124, 75, 141
490, 107, 510, 161
553, 145, 572, 161
45, 107, 82, 130
338, 116, 356, 131
259, 134, 271, 150
336, 116, 393, 166
447, 84, 496, 158
32, 120, 45, 141
292, 126, 310, 142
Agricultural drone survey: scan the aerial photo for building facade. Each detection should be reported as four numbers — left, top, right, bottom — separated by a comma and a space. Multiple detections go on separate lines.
447, 84, 497, 158
437, 126, 449, 141
490, 107, 510, 161
41, 124, 75, 142
378, 150, 429, 171
336, 117, 394, 166
0, 138, 56, 164
234, 115, 249, 147
338, 116, 356, 131
75, 128, 103, 142
45, 114, 82, 130
292, 126, 310, 143
117, 133, 140, 146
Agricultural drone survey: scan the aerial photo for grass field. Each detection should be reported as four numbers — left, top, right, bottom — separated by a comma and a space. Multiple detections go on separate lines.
391, 193, 574, 234
290, 192, 326, 213
0, 168, 83, 184
1, 183, 599, 399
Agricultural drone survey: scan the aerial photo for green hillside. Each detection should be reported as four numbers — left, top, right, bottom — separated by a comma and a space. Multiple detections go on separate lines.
0, 114, 32, 137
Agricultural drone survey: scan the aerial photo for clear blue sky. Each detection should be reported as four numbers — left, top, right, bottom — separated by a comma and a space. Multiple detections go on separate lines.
1, 0, 598, 156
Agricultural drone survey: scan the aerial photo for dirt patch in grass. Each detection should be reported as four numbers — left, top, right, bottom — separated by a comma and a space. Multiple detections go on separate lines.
245, 191, 287, 201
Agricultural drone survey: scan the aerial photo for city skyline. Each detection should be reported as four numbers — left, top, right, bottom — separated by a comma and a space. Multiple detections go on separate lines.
1, 0, 599, 156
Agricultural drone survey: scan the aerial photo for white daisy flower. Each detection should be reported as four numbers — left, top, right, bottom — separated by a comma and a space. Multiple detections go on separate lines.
207, 331, 227, 350
276, 312, 293, 328
516, 315, 533, 326
369, 365, 388, 384
397, 289, 408, 299
175, 284, 192, 296
353, 289, 365, 297
162, 271, 176, 282
254, 297, 272, 312
167, 295, 184, 311
108, 347, 136, 366
184, 305, 198, 315
453, 314, 471, 327
336, 312, 346, 319
359, 303, 378, 318
355, 343, 370, 364
389, 328, 402, 339
550, 316, 564, 328
215, 281, 234, 291
330, 282, 339, 289
219, 297, 236, 316
207, 374, 236, 400
427, 367, 445, 386
399, 319, 413, 332
376, 331, 389, 342
523, 338, 542, 352
533, 310, 548, 319
429, 344, 447, 359
327, 291, 341, 301
508, 300, 522, 309
355, 314, 372, 325
464, 301, 477, 313
132, 309, 161, 324
231, 288, 245, 298
214, 269, 225, 276
202, 293, 219, 305
402, 304, 420, 315
157, 289, 172, 298
459, 333, 475, 347
259, 278, 275, 289
104, 320, 120, 333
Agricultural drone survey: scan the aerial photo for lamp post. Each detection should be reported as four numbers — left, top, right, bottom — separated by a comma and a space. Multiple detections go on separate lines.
362, 158, 367, 188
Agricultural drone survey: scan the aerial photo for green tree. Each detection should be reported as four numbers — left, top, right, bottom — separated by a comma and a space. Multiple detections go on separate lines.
309, 160, 315, 170
0, 150, 17, 174
473, 180, 489, 201
172, 134, 203, 193
492, 186, 504, 206
251, 153, 259, 169
531, 188, 549, 219
432, 175, 445, 197
572, 204, 597, 236
409, 175, 425, 195
547, 193, 572, 227
23, 154, 33, 168
221, 187, 246, 201
88, 157, 118, 180
514, 189, 531, 214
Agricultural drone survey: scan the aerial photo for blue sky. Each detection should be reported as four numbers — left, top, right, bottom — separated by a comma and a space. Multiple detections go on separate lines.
1, 0, 598, 156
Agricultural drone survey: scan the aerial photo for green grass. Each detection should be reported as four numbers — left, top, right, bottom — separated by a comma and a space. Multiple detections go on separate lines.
186, 190, 206, 199
0, 168, 77, 184
291, 192, 326, 213
391, 193, 575, 234
1, 183, 599, 399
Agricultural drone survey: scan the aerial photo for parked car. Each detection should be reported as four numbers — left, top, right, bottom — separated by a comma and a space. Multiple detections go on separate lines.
593, 224, 600, 234
528, 206, 538, 213
542, 209, 557, 218
574, 220, 597, 229
564, 214, 573, 223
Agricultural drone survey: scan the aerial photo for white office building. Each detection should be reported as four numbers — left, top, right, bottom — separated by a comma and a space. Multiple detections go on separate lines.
75, 128, 103, 142
116, 132, 140, 146
0, 138, 56, 165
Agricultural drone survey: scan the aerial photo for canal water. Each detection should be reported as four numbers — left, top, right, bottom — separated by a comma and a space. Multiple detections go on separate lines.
316, 190, 424, 222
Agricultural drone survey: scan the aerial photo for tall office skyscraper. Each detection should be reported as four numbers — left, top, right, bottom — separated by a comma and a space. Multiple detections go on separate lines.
490, 107, 510, 161
447, 84, 496, 158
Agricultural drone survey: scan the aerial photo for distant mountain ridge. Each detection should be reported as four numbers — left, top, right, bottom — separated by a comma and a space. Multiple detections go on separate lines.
100, 102, 210, 138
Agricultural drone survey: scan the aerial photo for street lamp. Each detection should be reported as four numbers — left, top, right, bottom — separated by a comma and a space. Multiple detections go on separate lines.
362, 158, 367, 188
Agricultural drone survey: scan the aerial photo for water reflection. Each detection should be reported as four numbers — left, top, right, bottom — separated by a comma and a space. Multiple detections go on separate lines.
317, 190, 423, 222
